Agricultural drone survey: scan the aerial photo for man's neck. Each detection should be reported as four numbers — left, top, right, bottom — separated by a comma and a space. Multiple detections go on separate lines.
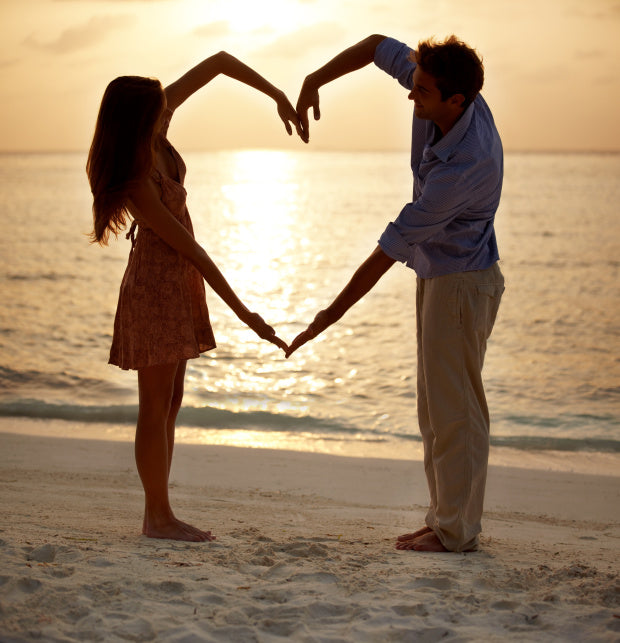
433, 108, 465, 140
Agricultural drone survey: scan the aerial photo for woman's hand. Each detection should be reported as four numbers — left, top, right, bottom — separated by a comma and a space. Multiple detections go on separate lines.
246, 311, 289, 352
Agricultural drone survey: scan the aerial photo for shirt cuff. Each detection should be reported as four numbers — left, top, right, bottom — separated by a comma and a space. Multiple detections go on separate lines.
378, 222, 411, 264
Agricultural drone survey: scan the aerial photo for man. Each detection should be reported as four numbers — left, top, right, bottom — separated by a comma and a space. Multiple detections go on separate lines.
287, 34, 505, 553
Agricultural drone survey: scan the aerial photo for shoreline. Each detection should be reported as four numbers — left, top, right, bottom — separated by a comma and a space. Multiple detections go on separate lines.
2, 415, 619, 477
1, 418, 618, 524
1, 418, 618, 641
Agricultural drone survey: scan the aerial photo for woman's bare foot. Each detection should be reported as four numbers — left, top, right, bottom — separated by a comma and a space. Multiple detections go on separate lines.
143, 516, 216, 542
395, 525, 432, 547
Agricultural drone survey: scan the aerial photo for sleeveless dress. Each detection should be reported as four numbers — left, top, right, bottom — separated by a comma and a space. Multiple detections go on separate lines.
108, 113, 216, 370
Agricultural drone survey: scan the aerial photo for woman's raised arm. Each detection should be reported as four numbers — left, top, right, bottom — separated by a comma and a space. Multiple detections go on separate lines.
164, 51, 302, 138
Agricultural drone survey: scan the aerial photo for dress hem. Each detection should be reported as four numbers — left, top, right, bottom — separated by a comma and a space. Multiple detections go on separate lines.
108, 343, 216, 371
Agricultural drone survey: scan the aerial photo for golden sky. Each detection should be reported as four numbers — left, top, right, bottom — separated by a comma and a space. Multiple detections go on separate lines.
1, 0, 619, 152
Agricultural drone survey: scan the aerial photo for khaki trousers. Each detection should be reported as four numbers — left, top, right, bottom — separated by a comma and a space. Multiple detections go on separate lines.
416, 263, 504, 552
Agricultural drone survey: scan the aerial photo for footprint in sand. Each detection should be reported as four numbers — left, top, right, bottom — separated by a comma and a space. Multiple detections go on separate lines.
27, 543, 57, 563
3, 576, 42, 603
25, 543, 82, 565
491, 599, 522, 610
391, 603, 430, 617
15, 577, 42, 594
278, 541, 329, 558
305, 601, 354, 619
249, 544, 276, 567
410, 575, 456, 591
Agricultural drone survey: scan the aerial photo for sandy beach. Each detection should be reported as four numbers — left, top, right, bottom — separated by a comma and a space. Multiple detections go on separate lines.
1, 418, 618, 642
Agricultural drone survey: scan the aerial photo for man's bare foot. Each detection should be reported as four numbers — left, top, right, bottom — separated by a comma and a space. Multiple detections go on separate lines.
397, 530, 448, 552
143, 517, 216, 542
396, 525, 432, 546
397, 530, 477, 552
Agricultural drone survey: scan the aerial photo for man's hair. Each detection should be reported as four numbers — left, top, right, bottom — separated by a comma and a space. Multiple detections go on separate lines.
414, 35, 484, 109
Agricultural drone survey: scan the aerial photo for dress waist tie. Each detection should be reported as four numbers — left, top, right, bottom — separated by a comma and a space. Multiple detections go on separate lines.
126, 220, 138, 250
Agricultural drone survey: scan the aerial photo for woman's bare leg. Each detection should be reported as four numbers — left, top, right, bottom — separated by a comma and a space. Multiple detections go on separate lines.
165, 360, 215, 540
165, 360, 186, 477
136, 362, 214, 541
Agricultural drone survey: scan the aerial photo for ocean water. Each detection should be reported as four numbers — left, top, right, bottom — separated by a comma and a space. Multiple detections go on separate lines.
1, 149, 619, 462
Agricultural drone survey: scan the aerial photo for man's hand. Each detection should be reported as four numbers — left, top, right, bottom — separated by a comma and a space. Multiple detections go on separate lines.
285, 310, 331, 358
276, 92, 304, 140
296, 77, 321, 144
294, 35, 385, 144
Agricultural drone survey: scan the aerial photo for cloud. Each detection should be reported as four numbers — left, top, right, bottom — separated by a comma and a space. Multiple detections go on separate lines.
53, 0, 167, 2
255, 22, 346, 58
575, 48, 606, 60
192, 20, 232, 39
0, 56, 21, 69
24, 14, 135, 55
568, 1, 620, 20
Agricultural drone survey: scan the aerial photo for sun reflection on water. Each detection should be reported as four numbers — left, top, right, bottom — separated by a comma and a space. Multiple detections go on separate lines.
186, 149, 333, 425
219, 149, 300, 315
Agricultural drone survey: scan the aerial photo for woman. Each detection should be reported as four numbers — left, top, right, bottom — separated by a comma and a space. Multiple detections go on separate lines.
87, 52, 301, 541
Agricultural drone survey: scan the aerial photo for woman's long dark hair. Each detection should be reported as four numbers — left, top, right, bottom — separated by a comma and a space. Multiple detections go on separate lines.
86, 76, 165, 244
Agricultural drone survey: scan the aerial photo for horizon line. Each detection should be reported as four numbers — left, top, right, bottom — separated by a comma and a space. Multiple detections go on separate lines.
0, 147, 619, 156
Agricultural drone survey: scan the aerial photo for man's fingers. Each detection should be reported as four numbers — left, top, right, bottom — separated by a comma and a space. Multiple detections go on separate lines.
293, 117, 305, 140
285, 332, 309, 358
297, 109, 310, 143
313, 103, 321, 121
289, 114, 304, 140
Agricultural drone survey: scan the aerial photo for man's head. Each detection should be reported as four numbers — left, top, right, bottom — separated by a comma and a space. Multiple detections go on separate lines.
412, 35, 484, 110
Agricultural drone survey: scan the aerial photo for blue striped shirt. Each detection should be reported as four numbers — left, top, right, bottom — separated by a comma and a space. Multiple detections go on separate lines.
374, 37, 503, 278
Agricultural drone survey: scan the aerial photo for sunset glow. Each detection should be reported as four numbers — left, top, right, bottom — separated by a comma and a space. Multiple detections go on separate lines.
0, 0, 618, 153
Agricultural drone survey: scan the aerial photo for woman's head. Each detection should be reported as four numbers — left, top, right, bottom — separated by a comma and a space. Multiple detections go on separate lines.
87, 76, 165, 244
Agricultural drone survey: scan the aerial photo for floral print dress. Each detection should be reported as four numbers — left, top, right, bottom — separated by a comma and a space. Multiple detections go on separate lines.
109, 113, 216, 370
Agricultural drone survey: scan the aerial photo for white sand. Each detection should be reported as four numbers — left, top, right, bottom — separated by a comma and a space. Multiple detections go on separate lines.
1, 418, 619, 642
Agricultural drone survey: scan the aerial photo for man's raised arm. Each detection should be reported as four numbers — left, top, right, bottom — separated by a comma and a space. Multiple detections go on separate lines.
296, 34, 386, 142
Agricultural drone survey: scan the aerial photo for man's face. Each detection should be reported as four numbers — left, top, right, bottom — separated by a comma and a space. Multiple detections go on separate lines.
408, 65, 451, 123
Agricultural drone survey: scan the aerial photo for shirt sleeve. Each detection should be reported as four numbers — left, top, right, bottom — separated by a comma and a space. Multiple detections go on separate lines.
378, 165, 473, 265
374, 37, 415, 90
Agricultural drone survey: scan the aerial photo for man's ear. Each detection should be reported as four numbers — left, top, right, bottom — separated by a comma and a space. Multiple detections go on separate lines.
449, 93, 467, 109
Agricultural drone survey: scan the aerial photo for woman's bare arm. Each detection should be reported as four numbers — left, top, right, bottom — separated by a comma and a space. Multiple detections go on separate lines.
164, 51, 302, 138
128, 178, 287, 350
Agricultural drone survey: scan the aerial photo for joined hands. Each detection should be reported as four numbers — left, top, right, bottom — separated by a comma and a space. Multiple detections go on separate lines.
274, 79, 320, 144
251, 309, 332, 358
285, 310, 331, 358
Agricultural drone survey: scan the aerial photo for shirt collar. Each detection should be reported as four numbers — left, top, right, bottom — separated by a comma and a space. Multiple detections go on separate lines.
430, 101, 475, 162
